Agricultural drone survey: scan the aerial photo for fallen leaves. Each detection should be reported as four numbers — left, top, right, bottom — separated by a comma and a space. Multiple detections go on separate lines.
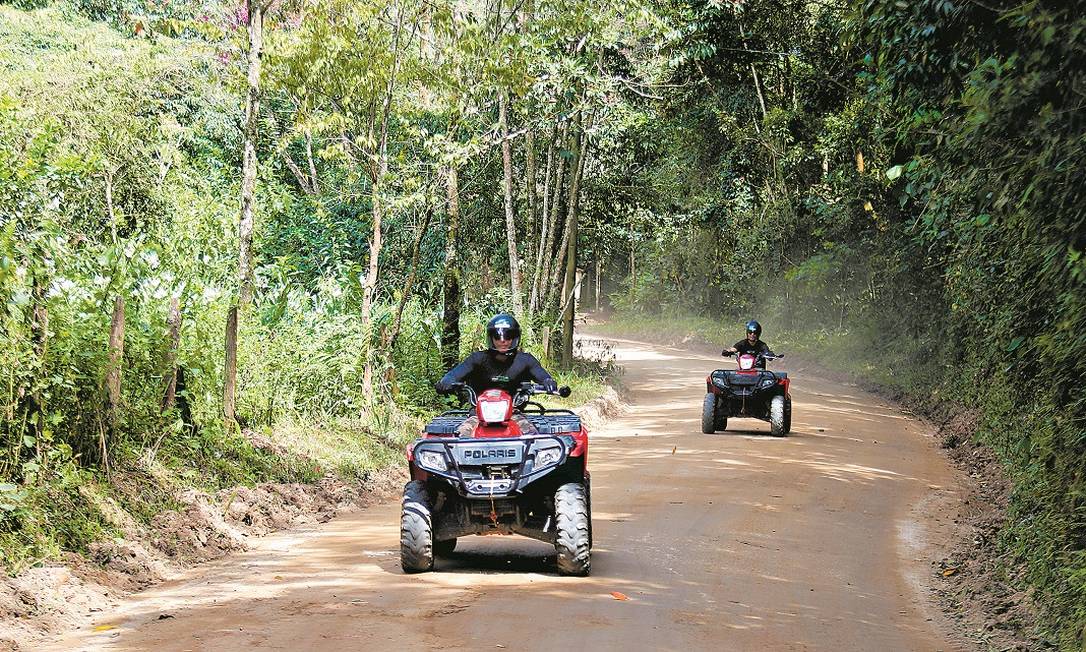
938, 558, 960, 577
610, 591, 630, 601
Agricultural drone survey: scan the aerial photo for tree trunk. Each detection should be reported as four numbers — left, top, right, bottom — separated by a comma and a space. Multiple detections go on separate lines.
239, 0, 264, 308
595, 258, 602, 312
161, 297, 183, 413
104, 295, 125, 467
536, 120, 569, 313
738, 22, 766, 130
224, 306, 238, 430
386, 207, 434, 353
519, 0, 538, 291
529, 121, 558, 314
557, 114, 589, 365
546, 115, 587, 312
362, 183, 384, 320
499, 90, 523, 316
281, 150, 314, 194
442, 164, 462, 370
361, 4, 407, 396
305, 128, 319, 193
560, 206, 578, 368
524, 126, 537, 279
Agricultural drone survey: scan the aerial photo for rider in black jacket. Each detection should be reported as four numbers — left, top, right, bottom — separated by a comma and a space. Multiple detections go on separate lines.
723, 320, 774, 369
436, 313, 557, 436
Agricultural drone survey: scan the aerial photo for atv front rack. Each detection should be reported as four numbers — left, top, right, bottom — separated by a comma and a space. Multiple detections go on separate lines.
424, 411, 582, 435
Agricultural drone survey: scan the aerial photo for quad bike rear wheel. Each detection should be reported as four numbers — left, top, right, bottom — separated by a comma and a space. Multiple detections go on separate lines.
554, 482, 591, 576
769, 395, 787, 437
400, 480, 434, 572
701, 394, 716, 434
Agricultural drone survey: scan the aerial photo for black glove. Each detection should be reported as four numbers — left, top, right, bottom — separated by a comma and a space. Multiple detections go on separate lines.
435, 379, 460, 394
542, 378, 559, 393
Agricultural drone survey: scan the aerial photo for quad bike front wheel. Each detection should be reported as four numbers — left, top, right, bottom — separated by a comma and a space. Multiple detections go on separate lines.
769, 395, 788, 437
554, 482, 591, 576
701, 394, 716, 434
400, 480, 434, 572
783, 397, 792, 434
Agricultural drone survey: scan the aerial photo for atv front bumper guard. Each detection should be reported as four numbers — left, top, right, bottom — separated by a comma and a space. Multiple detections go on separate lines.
412, 435, 576, 498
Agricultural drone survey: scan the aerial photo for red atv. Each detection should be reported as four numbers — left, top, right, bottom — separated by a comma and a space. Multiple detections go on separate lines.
401, 381, 592, 576
702, 351, 792, 436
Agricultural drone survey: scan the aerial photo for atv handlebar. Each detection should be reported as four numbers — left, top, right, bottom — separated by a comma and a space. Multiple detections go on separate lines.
721, 350, 785, 361
519, 381, 572, 398
443, 381, 571, 406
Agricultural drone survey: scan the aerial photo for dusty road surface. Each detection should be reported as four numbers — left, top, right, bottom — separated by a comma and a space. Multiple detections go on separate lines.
48, 337, 964, 652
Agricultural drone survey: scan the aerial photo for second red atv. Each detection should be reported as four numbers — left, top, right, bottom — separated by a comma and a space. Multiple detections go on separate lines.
703, 351, 792, 436
400, 382, 592, 576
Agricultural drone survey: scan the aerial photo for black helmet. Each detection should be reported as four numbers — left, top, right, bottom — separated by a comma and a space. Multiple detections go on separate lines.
486, 313, 521, 355
745, 319, 762, 338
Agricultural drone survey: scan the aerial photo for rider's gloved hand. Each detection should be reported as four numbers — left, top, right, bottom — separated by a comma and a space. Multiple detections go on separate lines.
542, 378, 559, 393
435, 379, 458, 394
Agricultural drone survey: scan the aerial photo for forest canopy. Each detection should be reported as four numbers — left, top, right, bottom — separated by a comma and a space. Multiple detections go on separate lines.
0, 0, 1083, 646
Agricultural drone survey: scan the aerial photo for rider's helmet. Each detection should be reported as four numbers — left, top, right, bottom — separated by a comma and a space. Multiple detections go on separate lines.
745, 319, 762, 339
486, 313, 521, 356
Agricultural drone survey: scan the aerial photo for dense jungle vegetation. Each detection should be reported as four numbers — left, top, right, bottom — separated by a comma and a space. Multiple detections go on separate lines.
0, 0, 1082, 646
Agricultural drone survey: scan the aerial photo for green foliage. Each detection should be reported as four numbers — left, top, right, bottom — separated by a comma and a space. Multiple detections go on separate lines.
0, 0, 626, 578
597, 0, 1085, 645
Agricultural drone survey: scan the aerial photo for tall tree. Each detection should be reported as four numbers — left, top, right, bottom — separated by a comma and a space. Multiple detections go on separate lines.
499, 90, 524, 315
238, 0, 264, 309
227, 0, 265, 429
442, 162, 463, 369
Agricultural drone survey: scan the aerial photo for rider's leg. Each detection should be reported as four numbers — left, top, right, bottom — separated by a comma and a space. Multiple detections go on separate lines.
456, 415, 480, 438
512, 413, 539, 435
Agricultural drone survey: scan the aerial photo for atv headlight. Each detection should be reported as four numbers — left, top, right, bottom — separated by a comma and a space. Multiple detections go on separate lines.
713, 376, 728, 389
479, 398, 511, 423
534, 446, 563, 468
417, 450, 448, 472
760, 378, 776, 388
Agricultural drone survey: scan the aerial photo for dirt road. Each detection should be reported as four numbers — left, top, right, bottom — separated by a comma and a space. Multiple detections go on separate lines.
48, 337, 964, 651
